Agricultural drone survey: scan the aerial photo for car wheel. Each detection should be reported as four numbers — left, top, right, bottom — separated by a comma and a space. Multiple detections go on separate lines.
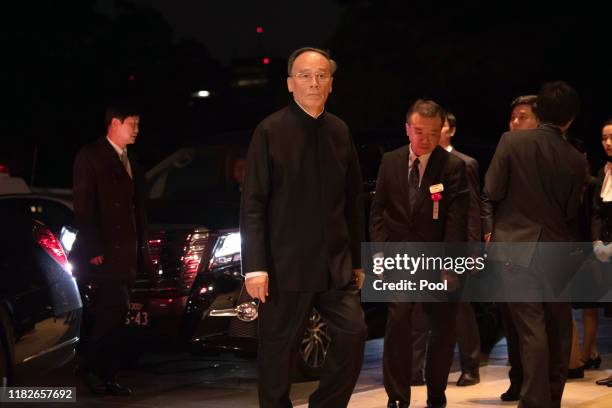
293, 309, 330, 381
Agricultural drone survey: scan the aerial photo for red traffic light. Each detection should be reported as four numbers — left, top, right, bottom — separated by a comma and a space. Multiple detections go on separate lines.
262, 57, 270, 65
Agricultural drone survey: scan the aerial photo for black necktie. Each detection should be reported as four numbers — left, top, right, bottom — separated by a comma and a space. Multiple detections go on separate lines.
408, 157, 420, 211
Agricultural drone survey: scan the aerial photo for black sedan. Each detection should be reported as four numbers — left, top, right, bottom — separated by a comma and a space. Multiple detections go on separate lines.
0, 194, 82, 385
114, 132, 386, 378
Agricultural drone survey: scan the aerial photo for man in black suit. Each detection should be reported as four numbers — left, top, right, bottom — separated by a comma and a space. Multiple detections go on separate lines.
240, 47, 366, 408
483, 81, 587, 408
71, 100, 151, 396
482, 94, 539, 402
370, 99, 468, 408
439, 111, 482, 387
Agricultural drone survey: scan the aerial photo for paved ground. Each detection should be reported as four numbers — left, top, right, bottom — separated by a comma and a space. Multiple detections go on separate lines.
5, 309, 612, 407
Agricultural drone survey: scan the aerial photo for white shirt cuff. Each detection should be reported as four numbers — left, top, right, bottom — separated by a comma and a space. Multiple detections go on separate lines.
245, 271, 268, 279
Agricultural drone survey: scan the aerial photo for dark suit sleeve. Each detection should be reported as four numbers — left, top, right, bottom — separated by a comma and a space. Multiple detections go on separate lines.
591, 170, 605, 242
369, 154, 388, 243
72, 148, 104, 260
443, 159, 468, 242
484, 133, 511, 202
240, 125, 271, 273
480, 190, 494, 237
345, 135, 365, 268
465, 158, 481, 242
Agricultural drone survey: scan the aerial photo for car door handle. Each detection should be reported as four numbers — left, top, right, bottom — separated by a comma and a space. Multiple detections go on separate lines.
209, 301, 258, 322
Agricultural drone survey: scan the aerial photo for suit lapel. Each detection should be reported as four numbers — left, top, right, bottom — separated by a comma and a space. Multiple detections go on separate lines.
99, 138, 135, 187
395, 145, 410, 207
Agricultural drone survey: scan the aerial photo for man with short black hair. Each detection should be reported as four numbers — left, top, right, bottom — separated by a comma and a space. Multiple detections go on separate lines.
371, 99, 468, 408
439, 111, 482, 387
484, 81, 587, 408
509, 94, 539, 131
71, 99, 151, 396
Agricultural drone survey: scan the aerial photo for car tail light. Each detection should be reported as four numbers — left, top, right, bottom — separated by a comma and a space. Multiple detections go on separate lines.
148, 231, 165, 268
34, 223, 71, 273
179, 229, 209, 291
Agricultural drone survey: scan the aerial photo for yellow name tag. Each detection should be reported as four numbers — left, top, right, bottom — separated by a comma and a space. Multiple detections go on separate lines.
429, 183, 444, 194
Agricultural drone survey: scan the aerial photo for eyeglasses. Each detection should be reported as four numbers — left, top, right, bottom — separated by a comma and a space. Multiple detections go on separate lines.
292, 72, 332, 83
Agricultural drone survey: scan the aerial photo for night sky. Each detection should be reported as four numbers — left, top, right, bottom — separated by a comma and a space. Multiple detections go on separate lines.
4, 1, 612, 187
98, 0, 343, 63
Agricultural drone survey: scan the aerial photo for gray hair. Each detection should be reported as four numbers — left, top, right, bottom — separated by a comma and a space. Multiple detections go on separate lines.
287, 47, 335, 75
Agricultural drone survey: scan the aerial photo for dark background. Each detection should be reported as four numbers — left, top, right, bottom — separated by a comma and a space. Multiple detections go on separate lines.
4, 1, 611, 187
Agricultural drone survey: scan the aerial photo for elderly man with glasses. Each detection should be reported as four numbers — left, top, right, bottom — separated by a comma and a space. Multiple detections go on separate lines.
240, 47, 367, 408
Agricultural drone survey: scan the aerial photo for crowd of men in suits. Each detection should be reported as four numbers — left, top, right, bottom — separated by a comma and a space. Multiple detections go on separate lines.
239, 47, 590, 408
70, 45, 593, 407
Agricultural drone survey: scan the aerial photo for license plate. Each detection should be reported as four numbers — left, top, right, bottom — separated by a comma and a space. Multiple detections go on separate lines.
125, 302, 150, 326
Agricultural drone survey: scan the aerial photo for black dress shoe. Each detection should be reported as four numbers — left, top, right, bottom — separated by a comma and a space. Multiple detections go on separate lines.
104, 382, 132, 396
500, 384, 520, 401
426, 403, 446, 408
567, 366, 584, 379
596, 375, 612, 386
456, 371, 480, 386
584, 355, 602, 369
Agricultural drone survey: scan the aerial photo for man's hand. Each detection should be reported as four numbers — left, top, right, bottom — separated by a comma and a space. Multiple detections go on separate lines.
353, 268, 365, 289
594, 242, 610, 263
245, 275, 269, 303
89, 255, 104, 266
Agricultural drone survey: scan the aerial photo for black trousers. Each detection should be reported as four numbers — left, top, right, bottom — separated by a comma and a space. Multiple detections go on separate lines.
384, 302, 457, 406
410, 303, 429, 381
508, 302, 572, 408
456, 302, 481, 374
500, 302, 523, 387
80, 281, 130, 381
257, 283, 367, 408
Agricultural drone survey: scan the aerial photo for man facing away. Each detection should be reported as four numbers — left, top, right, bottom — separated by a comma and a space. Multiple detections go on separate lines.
483, 81, 587, 408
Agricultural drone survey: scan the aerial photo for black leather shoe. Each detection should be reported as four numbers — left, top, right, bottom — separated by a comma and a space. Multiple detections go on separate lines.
104, 382, 132, 396
567, 366, 584, 379
584, 355, 602, 369
596, 375, 612, 386
387, 399, 408, 408
426, 403, 446, 408
456, 371, 480, 386
500, 384, 520, 401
